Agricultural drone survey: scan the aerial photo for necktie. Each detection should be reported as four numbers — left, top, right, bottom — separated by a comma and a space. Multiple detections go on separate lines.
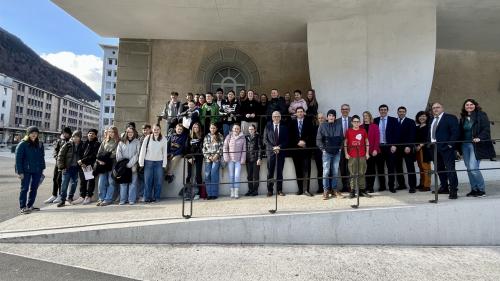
399, 118, 403, 125
298, 120, 303, 137
274, 125, 279, 145
431, 117, 439, 140
343, 118, 347, 135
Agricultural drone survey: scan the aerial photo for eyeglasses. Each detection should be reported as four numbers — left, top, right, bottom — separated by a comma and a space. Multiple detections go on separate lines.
341, 108, 349, 111
352, 120, 361, 123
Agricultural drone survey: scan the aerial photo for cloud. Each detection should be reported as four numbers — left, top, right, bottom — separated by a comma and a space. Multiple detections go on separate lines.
40, 51, 102, 94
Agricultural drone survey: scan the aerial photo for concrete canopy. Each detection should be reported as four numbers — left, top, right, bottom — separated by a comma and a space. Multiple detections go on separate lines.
53, 0, 500, 51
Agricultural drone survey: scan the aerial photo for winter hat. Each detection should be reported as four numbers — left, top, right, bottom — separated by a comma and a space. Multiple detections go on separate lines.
26, 126, 39, 135
327, 109, 337, 117
72, 130, 82, 139
62, 127, 72, 135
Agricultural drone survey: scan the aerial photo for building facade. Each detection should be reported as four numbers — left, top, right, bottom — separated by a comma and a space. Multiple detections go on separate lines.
99, 44, 118, 134
0, 73, 100, 144
0, 73, 14, 144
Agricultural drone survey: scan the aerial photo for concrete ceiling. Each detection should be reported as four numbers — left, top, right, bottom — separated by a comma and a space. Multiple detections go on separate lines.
53, 0, 500, 51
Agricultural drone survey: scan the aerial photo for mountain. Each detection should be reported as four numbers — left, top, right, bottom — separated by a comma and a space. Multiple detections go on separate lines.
0, 27, 100, 102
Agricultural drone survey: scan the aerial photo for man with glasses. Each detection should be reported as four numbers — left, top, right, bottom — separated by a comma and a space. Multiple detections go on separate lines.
429, 102, 459, 199
335, 104, 352, 192
264, 111, 288, 196
374, 104, 400, 193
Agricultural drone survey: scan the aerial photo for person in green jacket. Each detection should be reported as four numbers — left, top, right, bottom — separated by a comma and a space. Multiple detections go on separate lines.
200, 92, 220, 135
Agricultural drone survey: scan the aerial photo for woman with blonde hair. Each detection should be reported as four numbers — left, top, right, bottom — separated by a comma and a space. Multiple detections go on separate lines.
203, 123, 224, 200
96, 126, 120, 206
362, 111, 380, 193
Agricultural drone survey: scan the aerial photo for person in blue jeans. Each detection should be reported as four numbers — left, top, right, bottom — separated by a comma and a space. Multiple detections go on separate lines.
203, 123, 224, 200
116, 126, 141, 205
96, 126, 119, 206
56, 130, 83, 207
459, 99, 496, 197
316, 109, 344, 200
137, 124, 152, 201
139, 124, 168, 203
15, 126, 46, 214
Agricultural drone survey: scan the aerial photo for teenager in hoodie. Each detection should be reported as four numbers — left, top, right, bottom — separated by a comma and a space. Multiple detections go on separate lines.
223, 123, 246, 198
165, 124, 188, 183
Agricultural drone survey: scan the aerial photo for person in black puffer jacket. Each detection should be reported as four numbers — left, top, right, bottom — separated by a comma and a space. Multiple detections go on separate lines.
245, 124, 264, 196
73, 129, 101, 205
45, 127, 72, 204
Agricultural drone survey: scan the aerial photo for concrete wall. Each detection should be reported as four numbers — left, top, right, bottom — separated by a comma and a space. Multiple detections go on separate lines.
307, 6, 436, 119
430, 49, 500, 151
148, 40, 311, 125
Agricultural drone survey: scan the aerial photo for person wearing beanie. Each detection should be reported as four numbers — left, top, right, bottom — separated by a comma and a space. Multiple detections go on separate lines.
15, 126, 46, 214
316, 109, 344, 200
72, 128, 101, 205
45, 127, 72, 204
56, 130, 83, 207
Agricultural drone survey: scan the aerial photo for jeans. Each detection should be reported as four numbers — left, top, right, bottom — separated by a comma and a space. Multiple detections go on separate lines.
223, 123, 234, 138
60, 166, 79, 202
120, 173, 138, 204
19, 172, 42, 209
98, 171, 116, 203
227, 161, 242, 189
205, 161, 220, 196
322, 152, 340, 191
462, 143, 485, 192
144, 160, 164, 201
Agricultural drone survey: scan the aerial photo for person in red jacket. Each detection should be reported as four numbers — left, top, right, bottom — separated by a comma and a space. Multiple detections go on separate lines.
344, 115, 370, 198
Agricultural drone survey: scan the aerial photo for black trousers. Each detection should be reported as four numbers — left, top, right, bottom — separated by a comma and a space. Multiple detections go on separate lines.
366, 154, 377, 190
395, 150, 417, 189
267, 152, 285, 193
78, 169, 96, 198
310, 148, 324, 191
435, 148, 458, 192
246, 160, 260, 193
52, 165, 62, 196
186, 156, 203, 185
375, 145, 397, 190
339, 150, 350, 190
292, 152, 311, 192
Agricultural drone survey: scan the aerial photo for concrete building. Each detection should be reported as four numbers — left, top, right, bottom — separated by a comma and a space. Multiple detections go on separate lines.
0, 74, 100, 144
99, 44, 118, 134
0, 73, 13, 144
52, 0, 500, 146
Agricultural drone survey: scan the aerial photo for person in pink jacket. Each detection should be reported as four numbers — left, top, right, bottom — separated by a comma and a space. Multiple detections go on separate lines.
223, 123, 247, 198
362, 111, 381, 193
288, 90, 308, 118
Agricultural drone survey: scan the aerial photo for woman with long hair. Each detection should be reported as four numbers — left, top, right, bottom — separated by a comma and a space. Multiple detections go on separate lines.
362, 111, 380, 193
305, 89, 319, 120
203, 123, 224, 200
223, 123, 246, 198
459, 99, 496, 197
15, 126, 46, 214
116, 126, 141, 205
96, 126, 120, 206
139, 124, 169, 203
415, 111, 432, 191
185, 122, 204, 200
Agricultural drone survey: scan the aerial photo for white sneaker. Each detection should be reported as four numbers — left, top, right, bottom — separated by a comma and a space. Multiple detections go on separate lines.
52, 196, 62, 204
72, 197, 85, 205
230, 188, 235, 198
234, 188, 239, 199
44, 195, 57, 204
194, 195, 200, 200
82, 197, 91, 205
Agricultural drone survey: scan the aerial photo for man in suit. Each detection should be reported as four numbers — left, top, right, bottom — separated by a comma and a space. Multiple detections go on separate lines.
374, 104, 400, 193
264, 111, 289, 196
289, 107, 314, 196
429, 102, 460, 199
395, 106, 417, 193
335, 104, 352, 192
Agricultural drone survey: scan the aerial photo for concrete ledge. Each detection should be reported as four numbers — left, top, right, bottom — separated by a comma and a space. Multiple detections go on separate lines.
1, 198, 499, 245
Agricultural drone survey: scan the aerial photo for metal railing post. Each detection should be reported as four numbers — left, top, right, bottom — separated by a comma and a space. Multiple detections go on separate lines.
269, 153, 279, 214
429, 143, 439, 204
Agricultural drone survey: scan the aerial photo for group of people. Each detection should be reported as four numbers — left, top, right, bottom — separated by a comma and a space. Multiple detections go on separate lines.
14, 87, 496, 214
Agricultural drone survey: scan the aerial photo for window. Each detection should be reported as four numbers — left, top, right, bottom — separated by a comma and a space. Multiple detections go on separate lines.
108, 59, 113, 65
211, 67, 247, 93
110, 107, 114, 113
103, 118, 109, 126
3, 87, 6, 95
1, 100, 5, 107
114, 71, 117, 77
112, 95, 116, 101
1, 114, 4, 121
113, 83, 116, 89
104, 106, 110, 113
106, 82, 112, 89
107, 70, 112, 77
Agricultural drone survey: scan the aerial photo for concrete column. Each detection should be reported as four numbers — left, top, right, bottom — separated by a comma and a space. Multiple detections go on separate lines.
307, 6, 436, 118
115, 39, 152, 131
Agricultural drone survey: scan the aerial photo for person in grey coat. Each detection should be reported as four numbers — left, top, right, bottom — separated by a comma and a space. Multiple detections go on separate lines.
116, 126, 141, 205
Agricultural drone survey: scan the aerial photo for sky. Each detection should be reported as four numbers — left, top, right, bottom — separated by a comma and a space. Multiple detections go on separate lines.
0, 0, 118, 95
